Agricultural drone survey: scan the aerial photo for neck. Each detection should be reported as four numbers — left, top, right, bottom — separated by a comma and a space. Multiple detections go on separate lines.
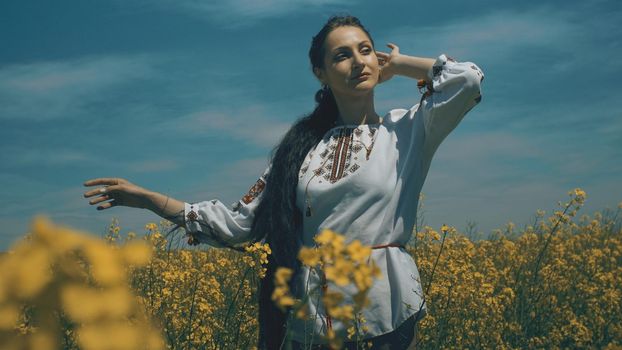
333, 91, 382, 126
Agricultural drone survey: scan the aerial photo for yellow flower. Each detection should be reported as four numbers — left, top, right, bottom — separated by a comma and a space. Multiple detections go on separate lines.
272, 267, 296, 311
77, 321, 142, 350
84, 242, 126, 285
298, 246, 321, 267
322, 290, 344, 311
29, 331, 56, 350
328, 304, 354, 320
10, 244, 53, 299
352, 291, 370, 310
0, 216, 165, 350
144, 223, 158, 231
0, 304, 20, 329
431, 231, 441, 241
572, 188, 586, 198
352, 264, 380, 291
271, 286, 296, 310
347, 326, 356, 339
346, 240, 372, 263
315, 229, 337, 245
122, 241, 153, 266
274, 267, 293, 285
325, 259, 354, 287
295, 305, 308, 320
61, 285, 134, 322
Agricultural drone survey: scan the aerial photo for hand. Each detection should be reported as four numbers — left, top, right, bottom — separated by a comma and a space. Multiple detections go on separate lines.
83, 177, 150, 210
376, 43, 400, 84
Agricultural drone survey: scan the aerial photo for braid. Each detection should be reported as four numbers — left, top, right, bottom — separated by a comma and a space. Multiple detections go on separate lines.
252, 14, 371, 350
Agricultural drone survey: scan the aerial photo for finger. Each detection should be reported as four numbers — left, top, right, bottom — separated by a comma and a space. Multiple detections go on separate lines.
97, 199, 120, 211
84, 178, 119, 187
387, 43, 400, 53
89, 194, 110, 205
84, 186, 112, 198
98, 184, 123, 195
83, 184, 120, 198
376, 53, 389, 65
84, 188, 105, 198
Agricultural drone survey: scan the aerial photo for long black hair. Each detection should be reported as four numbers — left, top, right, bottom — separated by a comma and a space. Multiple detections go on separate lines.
250, 14, 376, 350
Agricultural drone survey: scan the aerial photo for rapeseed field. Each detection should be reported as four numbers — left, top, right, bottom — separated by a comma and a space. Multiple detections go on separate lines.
1, 188, 620, 349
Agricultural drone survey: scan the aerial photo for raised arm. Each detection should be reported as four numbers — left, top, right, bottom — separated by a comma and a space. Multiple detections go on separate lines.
418, 54, 484, 158
377, 44, 484, 158
376, 43, 435, 83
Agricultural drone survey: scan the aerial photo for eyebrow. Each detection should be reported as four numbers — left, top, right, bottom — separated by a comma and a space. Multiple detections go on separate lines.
331, 40, 372, 53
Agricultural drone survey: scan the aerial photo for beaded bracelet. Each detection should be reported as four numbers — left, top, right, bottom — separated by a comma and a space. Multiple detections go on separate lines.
160, 195, 170, 216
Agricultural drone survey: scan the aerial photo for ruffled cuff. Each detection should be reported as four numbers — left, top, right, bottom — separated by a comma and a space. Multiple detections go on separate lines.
427, 53, 452, 81
184, 202, 202, 234
427, 53, 484, 86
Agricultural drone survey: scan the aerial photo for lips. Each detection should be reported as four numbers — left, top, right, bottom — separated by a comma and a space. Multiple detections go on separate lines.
353, 73, 371, 80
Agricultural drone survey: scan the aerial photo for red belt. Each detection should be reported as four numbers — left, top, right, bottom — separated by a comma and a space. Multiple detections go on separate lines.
371, 243, 404, 250
321, 243, 405, 335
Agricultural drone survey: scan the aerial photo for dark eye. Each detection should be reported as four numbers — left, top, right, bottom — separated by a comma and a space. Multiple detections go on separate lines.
362, 47, 372, 54
335, 53, 348, 61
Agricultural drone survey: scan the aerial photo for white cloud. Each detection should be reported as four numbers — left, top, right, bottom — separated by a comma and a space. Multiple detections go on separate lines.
169, 104, 291, 147
0, 54, 161, 120
380, 7, 583, 63
127, 159, 181, 173
417, 124, 622, 235
128, 0, 352, 27
434, 131, 540, 163
0, 147, 93, 166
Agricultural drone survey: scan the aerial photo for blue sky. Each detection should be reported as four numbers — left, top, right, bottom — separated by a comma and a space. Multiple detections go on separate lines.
1, 0, 620, 250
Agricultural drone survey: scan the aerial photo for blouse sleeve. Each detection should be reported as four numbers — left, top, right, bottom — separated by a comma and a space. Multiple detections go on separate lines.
417, 53, 484, 158
183, 165, 270, 247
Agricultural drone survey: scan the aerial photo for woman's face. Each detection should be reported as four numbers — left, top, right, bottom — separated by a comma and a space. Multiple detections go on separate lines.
314, 26, 379, 98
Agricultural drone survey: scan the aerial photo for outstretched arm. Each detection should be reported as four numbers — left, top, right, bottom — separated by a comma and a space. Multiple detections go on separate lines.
85, 164, 271, 247
144, 190, 186, 226
83, 177, 185, 226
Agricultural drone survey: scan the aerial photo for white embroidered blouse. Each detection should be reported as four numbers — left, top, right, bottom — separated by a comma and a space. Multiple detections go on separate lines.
182, 53, 484, 342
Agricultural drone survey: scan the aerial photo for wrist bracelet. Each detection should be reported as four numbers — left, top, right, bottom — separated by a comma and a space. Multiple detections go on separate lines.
160, 195, 170, 215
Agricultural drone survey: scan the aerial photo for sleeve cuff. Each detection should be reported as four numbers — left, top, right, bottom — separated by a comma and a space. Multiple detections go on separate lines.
426, 53, 484, 87
182, 201, 237, 247
184, 202, 202, 234
426, 53, 454, 82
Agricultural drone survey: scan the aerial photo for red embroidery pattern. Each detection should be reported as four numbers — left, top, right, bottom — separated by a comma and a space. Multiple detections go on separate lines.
300, 126, 378, 184
187, 209, 198, 222
186, 205, 200, 245
241, 177, 266, 204
330, 128, 352, 182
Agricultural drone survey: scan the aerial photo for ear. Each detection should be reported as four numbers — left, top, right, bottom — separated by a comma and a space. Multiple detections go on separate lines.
313, 67, 326, 85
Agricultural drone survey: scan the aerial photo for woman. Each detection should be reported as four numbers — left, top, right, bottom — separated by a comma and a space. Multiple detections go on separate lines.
84, 15, 484, 350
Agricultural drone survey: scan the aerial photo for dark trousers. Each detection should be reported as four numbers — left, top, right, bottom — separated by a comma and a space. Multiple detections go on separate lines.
291, 312, 420, 350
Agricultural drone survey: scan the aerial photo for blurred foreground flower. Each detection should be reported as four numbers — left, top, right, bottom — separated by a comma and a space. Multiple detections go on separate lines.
0, 216, 164, 350
273, 229, 381, 349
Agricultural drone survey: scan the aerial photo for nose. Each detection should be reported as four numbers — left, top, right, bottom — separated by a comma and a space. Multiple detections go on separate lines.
352, 51, 365, 68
